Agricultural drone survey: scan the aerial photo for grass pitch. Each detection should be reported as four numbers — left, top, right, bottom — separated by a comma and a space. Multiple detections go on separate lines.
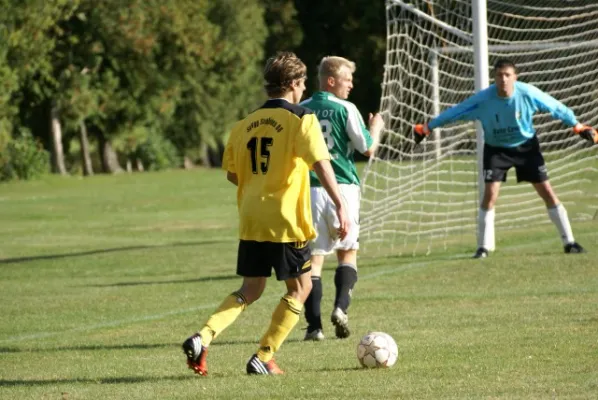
0, 168, 597, 399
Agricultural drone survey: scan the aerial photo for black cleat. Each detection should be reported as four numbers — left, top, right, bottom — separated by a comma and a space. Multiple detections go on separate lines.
564, 242, 586, 254
182, 334, 208, 376
472, 248, 489, 259
246, 354, 284, 375
331, 308, 350, 339
304, 328, 325, 341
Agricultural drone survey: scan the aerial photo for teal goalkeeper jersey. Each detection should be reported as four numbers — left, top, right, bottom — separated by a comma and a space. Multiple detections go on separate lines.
301, 91, 373, 186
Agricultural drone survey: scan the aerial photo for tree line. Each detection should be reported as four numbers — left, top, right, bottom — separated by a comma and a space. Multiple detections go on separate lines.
0, 0, 385, 180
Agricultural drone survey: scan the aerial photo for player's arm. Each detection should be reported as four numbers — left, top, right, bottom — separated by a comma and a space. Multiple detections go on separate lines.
413, 91, 483, 143
226, 171, 238, 186
344, 103, 381, 157
296, 113, 350, 239
528, 84, 578, 126
362, 113, 384, 157
528, 84, 598, 144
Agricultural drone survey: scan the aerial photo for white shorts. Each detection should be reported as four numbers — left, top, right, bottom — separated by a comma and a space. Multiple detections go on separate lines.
310, 184, 361, 255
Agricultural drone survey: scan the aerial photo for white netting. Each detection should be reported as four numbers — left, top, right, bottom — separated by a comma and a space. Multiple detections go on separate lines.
361, 0, 598, 256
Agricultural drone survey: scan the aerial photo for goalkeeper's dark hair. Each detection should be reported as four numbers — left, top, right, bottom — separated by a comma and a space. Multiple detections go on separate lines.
493, 58, 517, 73
263, 52, 307, 97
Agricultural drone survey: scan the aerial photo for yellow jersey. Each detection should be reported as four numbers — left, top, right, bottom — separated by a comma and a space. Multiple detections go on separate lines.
222, 99, 330, 242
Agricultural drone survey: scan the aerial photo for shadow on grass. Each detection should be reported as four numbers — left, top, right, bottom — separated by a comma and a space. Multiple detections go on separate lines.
88, 274, 238, 287
0, 343, 175, 353
0, 375, 206, 387
0, 367, 366, 386
0, 338, 305, 354
0, 240, 229, 265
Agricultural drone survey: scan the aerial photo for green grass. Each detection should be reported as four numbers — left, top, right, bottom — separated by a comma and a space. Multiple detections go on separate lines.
0, 168, 597, 399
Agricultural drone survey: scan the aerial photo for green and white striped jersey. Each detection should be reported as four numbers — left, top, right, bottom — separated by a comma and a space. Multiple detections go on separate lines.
301, 91, 373, 186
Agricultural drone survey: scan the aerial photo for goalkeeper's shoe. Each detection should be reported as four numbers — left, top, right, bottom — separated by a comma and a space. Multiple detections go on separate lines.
182, 333, 208, 376
573, 124, 598, 144
246, 354, 284, 375
413, 123, 431, 144
304, 328, 325, 341
564, 242, 586, 254
472, 247, 489, 259
331, 307, 351, 339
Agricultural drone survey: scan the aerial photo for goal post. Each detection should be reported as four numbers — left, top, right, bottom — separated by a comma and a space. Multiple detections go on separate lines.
361, 0, 598, 256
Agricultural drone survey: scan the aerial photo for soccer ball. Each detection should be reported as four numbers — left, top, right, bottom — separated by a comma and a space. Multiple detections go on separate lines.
356, 331, 398, 368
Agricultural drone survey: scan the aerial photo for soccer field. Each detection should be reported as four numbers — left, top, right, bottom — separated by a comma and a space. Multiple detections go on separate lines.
1, 168, 597, 399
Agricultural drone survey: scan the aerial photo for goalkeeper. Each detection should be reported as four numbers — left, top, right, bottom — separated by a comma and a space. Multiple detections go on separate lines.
414, 58, 596, 258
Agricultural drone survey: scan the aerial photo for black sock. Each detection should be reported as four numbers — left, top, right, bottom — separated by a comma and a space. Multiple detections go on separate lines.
334, 264, 357, 313
304, 276, 322, 331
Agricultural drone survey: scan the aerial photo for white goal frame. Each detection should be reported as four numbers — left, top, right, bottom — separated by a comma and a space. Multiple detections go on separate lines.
388, 0, 598, 246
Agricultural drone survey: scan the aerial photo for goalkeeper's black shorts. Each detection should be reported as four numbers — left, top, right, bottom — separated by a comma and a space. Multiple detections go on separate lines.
483, 136, 548, 183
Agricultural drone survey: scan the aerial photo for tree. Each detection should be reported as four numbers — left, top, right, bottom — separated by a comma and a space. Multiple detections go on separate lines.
261, 0, 303, 56
163, 0, 268, 166
0, 0, 79, 175
294, 0, 387, 117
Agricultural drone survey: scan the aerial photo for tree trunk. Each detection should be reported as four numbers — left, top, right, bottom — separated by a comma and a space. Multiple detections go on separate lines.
96, 130, 123, 174
208, 141, 224, 167
50, 104, 67, 175
183, 156, 195, 170
79, 120, 93, 176
135, 158, 145, 172
198, 141, 212, 167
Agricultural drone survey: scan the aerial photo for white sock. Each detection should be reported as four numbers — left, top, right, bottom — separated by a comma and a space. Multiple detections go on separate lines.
477, 208, 495, 251
547, 204, 574, 245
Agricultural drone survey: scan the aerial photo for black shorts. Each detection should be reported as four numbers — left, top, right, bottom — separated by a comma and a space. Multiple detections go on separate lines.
483, 137, 548, 183
236, 240, 312, 281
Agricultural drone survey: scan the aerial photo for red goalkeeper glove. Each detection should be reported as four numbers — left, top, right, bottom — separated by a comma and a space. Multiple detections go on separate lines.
573, 124, 598, 144
413, 123, 431, 144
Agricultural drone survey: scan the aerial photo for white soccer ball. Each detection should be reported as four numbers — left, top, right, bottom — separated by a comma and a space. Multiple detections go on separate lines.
356, 331, 398, 368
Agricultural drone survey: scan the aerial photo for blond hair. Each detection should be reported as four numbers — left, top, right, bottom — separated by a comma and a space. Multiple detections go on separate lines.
318, 56, 356, 85
263, 52, 307, 97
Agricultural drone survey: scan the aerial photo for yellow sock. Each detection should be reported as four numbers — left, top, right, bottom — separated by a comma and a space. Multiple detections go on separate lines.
199, 291, 247, 347
257, 295, 302, 362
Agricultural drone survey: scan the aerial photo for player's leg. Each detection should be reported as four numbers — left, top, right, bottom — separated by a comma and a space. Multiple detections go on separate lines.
182, 240, 269, 375
331, 249, 357, 338
532, 181, 585, 253
475, 145, 508, 258
248, 241, 312, 375
516, 141, 585, 253
304, 255, 325, 340
475, 181, 501, 258
304, 186, 335, 340
198, 277, 266, 346
330, 184, 360, 337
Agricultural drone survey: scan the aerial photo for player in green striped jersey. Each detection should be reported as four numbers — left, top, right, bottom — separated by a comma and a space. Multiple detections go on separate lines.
300, 56, 384, 340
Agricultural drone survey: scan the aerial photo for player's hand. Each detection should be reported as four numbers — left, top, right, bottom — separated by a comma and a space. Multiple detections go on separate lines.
369, 112, 384, 131
573, 123, 598, 144
335, 205, 350, 241
413, 123, 431, 144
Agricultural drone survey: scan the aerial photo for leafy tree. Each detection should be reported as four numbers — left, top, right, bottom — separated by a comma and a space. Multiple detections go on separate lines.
261, 0, 303, 56
0, 0, 79, 176
294, 0, 387, 117
163, 0, 268, 166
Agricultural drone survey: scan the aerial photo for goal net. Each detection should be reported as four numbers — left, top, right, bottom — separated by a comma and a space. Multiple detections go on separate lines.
361, 0, 598, 256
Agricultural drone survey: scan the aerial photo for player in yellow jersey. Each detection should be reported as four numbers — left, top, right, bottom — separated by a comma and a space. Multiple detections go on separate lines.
182, 52, 350, 376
